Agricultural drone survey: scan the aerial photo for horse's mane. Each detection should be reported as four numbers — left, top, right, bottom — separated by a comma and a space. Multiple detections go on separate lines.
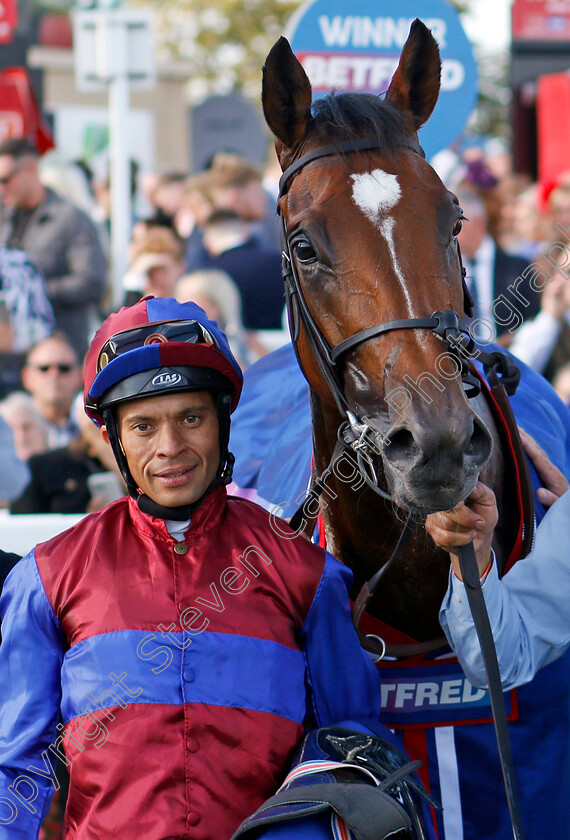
310, 92, 412, 150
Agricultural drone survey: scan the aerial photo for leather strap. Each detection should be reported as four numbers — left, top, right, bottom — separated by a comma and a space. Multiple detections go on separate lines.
458, 541, 526, 840
483, 363, 535, 560
278, 136, 425, 197
351, 514, 418, 659
331, 317, 443, 363
289, 436, 348, 538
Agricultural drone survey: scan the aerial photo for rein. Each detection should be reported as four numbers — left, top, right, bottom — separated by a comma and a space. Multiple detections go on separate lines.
457, 542, 526, 840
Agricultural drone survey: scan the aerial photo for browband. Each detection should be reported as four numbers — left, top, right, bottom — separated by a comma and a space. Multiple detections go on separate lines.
278, 136, 425, 198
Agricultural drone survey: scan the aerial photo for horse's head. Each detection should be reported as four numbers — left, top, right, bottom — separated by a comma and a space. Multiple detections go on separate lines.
262, 20, 493, 514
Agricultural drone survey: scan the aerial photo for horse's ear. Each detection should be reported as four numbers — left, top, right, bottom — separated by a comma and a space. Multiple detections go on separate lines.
385, 19, 441, 131
262, 37, 313, 153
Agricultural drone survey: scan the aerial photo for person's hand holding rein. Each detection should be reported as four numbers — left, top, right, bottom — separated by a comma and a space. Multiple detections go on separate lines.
425, 482, 498, 580
426, 430, 569, 581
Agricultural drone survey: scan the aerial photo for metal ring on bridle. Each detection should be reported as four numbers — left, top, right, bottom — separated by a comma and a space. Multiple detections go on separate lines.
363, 634, 387, 662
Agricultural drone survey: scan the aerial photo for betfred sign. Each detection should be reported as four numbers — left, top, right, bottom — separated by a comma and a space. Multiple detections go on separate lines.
286, 0, 478, 160
296, 48, 466, 95
0, 0, 18, 44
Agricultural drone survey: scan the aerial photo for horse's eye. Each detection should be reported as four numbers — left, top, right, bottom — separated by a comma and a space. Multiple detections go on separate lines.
292, 238, 316, 263
452, 218, 463, 238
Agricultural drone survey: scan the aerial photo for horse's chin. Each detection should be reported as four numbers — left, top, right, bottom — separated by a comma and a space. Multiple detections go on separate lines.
389, 473, 480, 515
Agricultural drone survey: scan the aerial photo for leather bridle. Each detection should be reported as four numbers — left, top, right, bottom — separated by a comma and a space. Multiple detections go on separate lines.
279, 134, 527, 565
279, 136, 491, 499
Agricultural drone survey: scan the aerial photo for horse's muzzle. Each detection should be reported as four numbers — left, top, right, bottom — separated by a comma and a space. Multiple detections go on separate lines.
380, 413, 493, 512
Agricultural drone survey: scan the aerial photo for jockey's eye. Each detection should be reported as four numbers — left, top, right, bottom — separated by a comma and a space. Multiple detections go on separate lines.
291, 237, 316, 263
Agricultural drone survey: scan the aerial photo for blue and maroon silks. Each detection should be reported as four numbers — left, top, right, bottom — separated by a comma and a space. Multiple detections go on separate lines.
0, 487, 380, 839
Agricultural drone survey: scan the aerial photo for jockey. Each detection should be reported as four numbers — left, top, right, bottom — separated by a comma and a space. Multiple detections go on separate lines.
0, 296, 434, 840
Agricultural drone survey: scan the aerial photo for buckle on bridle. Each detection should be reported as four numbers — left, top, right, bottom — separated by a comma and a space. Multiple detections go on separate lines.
430, 309, 465, 342
482, 351, 522, 397
430, 310, 483, 399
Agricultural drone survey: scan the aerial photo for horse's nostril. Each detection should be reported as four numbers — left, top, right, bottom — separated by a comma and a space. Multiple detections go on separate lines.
384, 428, 420, 464
466, 418, 493, 465
383, 416, 492, 471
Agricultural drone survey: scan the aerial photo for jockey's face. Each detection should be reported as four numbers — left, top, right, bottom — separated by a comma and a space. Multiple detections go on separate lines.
110, 390, 220, 508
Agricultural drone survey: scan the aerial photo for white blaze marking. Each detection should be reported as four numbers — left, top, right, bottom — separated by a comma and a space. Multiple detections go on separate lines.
350, 169, 411, 305
351, 169, 401, 217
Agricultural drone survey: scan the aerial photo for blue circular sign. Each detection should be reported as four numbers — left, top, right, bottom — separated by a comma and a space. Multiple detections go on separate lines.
285, 0, 478, 160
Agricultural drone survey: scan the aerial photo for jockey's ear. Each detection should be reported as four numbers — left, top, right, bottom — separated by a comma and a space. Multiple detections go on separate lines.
385, 18, 441, 133
262, 37, 314, 153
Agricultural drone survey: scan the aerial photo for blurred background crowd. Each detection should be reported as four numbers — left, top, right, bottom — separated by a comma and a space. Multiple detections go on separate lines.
0, 137, 292, 515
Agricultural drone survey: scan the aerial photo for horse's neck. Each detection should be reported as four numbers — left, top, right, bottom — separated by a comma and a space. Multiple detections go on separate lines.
310, 389, 514, 642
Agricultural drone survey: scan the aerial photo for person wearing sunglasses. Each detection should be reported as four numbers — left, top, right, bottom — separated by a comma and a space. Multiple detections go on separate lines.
0, 297, 387, 840
20, 332, 82, 449
0, 137, 107, 359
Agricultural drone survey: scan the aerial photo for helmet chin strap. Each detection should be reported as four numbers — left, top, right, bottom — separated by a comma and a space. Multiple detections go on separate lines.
102, 391, 234, 522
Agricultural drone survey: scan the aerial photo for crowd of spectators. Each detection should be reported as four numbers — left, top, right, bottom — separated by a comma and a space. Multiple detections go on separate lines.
0, 139, 107, 359
0, 138, 291, 522
2, 132, 570, 525
432, 143, 570, 402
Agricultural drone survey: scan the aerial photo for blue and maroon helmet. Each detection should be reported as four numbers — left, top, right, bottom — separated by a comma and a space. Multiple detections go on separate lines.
85, 296, 243, 425
84, 296, 244, 510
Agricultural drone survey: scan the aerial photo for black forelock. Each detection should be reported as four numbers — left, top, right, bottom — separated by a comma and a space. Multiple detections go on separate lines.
310, 92, 410, 150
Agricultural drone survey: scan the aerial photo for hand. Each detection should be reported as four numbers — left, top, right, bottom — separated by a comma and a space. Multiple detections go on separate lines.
519, 427, 569, 507
425, 482, 498, 580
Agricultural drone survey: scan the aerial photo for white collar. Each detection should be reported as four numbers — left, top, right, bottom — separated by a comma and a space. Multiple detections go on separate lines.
164, 518, 191, 542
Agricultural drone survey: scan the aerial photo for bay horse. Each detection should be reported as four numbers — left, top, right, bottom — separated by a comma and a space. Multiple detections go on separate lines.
261, 21, 516, 641
258, 20, 570, 840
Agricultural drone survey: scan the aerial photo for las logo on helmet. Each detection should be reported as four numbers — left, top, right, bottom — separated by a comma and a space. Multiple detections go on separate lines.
152, 371, 182, 388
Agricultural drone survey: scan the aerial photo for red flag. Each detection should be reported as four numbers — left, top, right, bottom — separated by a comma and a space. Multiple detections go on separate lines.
0, 67, 55, 154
